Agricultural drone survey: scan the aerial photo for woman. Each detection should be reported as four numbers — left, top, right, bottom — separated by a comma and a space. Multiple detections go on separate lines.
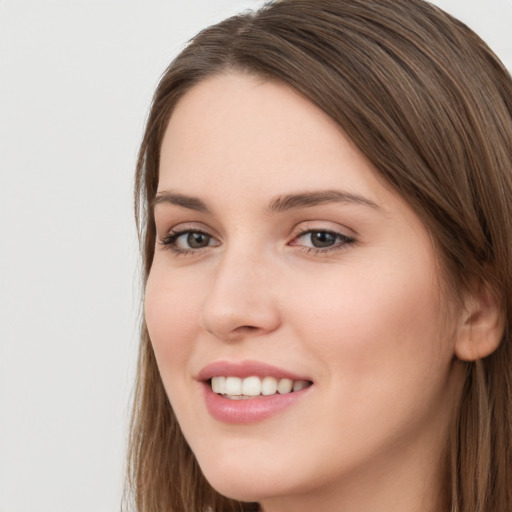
127, 0, 512, 510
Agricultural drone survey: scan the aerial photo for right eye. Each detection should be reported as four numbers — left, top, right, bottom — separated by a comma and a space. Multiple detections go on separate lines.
160, 229, 220, 254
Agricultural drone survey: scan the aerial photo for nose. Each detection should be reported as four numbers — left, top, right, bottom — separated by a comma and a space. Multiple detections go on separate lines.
199, 246, 281, 342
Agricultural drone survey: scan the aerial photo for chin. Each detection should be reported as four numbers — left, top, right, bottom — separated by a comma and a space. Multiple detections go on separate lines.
198, 455, 296, 503
203, 471, 265, 502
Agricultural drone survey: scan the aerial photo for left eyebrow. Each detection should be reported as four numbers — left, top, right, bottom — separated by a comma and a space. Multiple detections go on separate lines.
267, 190, 381, 213
151, 191, 210, 213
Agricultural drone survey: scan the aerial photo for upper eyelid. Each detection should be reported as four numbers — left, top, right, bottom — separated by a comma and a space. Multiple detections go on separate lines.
158, 221, 218, 237
157, 220, 356, 242
290, 220, 356, 238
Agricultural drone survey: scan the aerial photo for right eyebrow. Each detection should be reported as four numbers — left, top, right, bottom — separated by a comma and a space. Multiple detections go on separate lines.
267, 189, 381, 213
151, 191, 210, 213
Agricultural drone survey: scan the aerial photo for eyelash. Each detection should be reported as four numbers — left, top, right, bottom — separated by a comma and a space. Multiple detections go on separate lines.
159, 229, 215, 256
291, 229, 356, 254
158, 228, 356, 256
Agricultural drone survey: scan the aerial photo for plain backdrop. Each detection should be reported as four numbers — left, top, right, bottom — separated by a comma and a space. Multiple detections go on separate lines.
1, 1, 511, 511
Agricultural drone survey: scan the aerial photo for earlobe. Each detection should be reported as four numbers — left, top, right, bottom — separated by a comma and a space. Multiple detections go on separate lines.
454, 280, 505, 362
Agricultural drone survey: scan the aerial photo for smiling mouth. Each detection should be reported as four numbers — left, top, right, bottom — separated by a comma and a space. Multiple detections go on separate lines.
210, 376, 313, 400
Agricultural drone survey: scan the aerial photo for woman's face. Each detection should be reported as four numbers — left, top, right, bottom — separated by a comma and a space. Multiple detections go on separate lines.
146, 73, 465, 510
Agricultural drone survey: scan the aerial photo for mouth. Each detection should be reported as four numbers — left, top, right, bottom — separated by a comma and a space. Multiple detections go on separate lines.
198, 361, 313, 423
209, 375, 312, 400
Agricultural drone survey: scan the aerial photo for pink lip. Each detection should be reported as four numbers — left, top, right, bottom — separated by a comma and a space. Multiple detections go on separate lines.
197, 360, 313, 424
197, 360, 311, 381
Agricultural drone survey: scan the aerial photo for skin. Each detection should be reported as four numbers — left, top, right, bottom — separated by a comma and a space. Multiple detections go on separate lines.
145, 73, 468, 512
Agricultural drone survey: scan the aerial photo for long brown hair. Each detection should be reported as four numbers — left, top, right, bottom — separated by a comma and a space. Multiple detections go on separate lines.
127, 1, 512, 510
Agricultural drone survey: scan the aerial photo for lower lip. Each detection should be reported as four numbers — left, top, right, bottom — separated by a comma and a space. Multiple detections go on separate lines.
202, 383, 311, 424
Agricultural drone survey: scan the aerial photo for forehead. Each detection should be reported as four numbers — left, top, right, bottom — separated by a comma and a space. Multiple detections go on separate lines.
159, 73, 387, 203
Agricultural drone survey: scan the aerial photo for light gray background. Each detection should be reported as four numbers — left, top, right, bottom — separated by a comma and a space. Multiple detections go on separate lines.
1, 1, 511, 511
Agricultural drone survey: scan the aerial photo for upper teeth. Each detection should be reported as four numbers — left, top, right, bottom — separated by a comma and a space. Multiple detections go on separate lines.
211, 376, 310, 398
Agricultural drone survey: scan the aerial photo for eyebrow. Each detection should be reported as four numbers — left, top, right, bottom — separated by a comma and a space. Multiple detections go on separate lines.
267, 190, 381, 213
151, 189, 381, 213
151, 191, 209, 212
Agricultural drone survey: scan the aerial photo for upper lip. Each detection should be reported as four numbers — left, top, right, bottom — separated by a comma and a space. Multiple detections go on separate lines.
197, 360, 312, 382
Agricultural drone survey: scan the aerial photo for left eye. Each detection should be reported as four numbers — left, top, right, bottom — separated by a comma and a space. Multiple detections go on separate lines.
293, 230, 354, 249
161, 230, 219, 252
181, 232, 213, 249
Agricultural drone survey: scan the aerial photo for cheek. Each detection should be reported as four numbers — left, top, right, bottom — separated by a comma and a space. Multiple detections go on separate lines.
144, 263, 201, 372
285, 252, 452, 390
144, 264, 209, 432
271, 256, 458, 473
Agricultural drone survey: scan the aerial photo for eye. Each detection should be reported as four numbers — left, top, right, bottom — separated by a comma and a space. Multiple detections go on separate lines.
291, 229, 355, 252
160, 229, 219, 253
304, 231, 338, 248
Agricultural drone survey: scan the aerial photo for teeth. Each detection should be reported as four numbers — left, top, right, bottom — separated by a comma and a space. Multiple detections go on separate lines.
261, 376, 277, 396
225, 376, 242, 395
241, 376, 261, 396
293, 380, 309, 392
210, 376, 311, 398
211, 376, 226, 394
277, 378, 293, 394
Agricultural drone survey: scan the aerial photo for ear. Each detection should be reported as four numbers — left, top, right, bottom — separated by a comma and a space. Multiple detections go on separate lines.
454, 279, 505, 361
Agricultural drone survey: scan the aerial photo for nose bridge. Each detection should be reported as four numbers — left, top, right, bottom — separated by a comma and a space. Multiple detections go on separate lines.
199, 240, 280, 340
